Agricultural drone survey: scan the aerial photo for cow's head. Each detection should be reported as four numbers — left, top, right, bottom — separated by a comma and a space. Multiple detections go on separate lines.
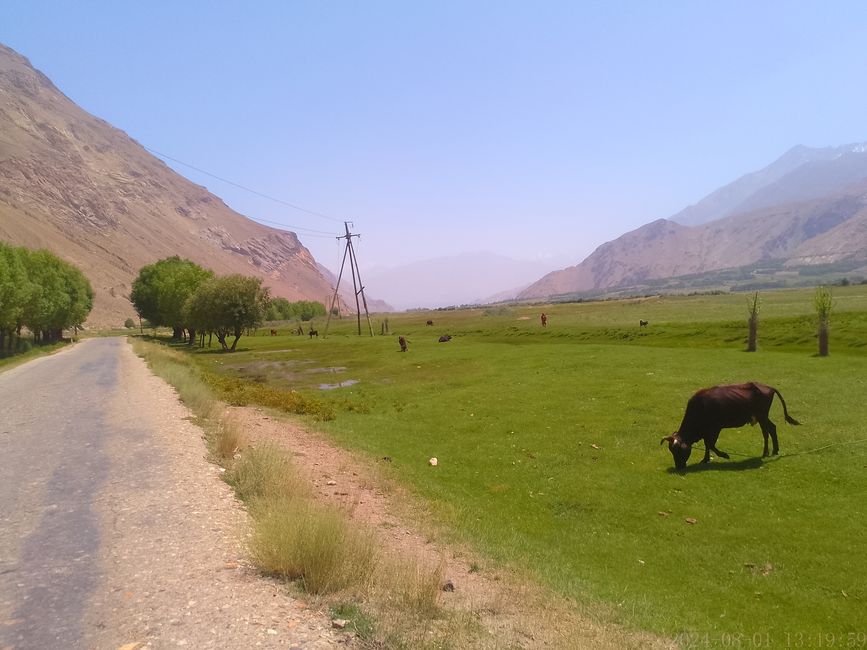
660, 434, 691, 470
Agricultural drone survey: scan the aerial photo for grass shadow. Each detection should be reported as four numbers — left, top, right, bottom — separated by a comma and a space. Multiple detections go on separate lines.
667, 456, 765, 474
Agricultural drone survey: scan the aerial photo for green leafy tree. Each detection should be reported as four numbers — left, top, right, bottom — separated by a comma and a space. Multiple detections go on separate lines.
0, 243, 31, 353
130, 257, 213, 343
814, 286, 833, 357
265, 297, 326, 322
20, 249, 93, 343
185, 274, 270, 351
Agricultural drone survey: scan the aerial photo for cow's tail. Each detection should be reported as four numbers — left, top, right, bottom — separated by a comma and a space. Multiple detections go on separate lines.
773, 387, 801, 426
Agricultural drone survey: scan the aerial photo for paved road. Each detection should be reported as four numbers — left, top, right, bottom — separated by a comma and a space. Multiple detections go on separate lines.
0, 338, 339, 649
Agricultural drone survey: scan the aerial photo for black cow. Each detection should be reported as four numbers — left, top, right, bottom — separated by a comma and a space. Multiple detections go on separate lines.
426, 320, 434, 326
438, 334, 452, 342
309, 329, 318, 338
639, 319, 648, 327
661, 382, 800, 470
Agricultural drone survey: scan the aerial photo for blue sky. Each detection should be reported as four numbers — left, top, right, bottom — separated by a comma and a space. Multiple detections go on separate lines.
4, 1, 867, 274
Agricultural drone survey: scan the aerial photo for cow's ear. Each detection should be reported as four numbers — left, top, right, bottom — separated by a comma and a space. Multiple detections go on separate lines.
660, 435, 675, 446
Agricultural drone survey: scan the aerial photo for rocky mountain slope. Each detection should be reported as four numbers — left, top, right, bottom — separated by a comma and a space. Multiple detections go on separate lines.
0, 44, 344, 326
671, 143, 867, 227
520, 146, 867, 300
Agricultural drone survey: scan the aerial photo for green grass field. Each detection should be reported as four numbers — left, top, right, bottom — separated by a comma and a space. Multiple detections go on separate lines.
185, 286, 867, 646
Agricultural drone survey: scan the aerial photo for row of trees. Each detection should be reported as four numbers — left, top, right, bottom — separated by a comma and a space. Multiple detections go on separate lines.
130, 257, 271, 351
266, 297, 326, 322
0, 242, 93, 354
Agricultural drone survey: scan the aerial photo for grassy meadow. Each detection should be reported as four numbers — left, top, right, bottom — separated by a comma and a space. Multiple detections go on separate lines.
185, 286, 867, 645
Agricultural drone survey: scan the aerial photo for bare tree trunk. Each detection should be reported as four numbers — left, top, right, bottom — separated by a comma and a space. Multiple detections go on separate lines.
818, 324, 829, 357
747, 317, 757, 352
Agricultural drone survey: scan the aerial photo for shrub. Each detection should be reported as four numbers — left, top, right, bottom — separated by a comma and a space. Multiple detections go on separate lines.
250, 494, 377, 594
226, 443, 306, 502
124, 318, 136, 329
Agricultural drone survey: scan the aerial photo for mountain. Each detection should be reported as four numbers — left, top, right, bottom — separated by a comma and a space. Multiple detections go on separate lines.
671, 143, 867, 227
315, 262, 394, 313
362, 252, 559, 311
0, 44, 341, 326
520, 149, 867, 300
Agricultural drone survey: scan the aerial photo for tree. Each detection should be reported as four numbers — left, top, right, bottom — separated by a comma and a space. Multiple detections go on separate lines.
265, 297, 326, 322
814, 286, 833, 357
19, 249, 93, 343
746, 292, 760, 352
0, 243, 30, 353
130, 257, 213, 343
185, 274, 270, 351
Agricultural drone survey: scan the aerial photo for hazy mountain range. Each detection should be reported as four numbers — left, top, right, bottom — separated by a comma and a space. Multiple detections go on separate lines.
520, 143, 867, 299
360, 252, 561, 311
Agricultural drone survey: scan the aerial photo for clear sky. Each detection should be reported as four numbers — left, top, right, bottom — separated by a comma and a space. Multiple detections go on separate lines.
4, 1, 867, 275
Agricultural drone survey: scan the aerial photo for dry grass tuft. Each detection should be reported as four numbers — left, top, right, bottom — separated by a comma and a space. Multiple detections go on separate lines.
226, 443, 308, 502
212, 413, 247, 461
250, 494, 377, 595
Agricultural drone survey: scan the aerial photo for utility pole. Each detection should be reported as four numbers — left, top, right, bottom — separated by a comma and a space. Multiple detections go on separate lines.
324, 222, 374, 337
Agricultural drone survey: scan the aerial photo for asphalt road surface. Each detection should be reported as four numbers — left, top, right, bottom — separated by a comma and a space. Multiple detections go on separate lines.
0, 338, 339, 649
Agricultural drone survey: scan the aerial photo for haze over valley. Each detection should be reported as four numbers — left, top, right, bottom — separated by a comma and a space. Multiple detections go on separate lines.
3, 3, 867, 319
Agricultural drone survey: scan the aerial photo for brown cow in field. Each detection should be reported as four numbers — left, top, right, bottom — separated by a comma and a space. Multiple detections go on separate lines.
270, 329, 277, 336
398, 335, 408, 352
661, 382, 800, 470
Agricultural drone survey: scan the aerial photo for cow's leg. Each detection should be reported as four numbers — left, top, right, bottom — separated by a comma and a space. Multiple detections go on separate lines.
759, 419, 779, 456
705, 429, 729, 460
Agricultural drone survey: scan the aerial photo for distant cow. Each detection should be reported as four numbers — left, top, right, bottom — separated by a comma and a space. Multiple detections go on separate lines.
438, 335, 452, 342
639, 319, 648, 327
398, 335, 408, 352
661, 382, 800, 470
426, 320, 433, 326
270, 329, 277, 336
540, 313, 548, 327
309, 329, 318, 338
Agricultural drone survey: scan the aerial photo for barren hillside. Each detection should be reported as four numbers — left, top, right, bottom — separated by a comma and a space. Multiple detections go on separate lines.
0, 43, 342, 326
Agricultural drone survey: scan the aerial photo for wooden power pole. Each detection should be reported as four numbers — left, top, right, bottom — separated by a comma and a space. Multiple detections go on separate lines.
324, 222, 374, 337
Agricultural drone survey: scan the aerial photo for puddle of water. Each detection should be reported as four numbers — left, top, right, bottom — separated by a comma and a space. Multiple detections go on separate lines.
318, 379, 359, 390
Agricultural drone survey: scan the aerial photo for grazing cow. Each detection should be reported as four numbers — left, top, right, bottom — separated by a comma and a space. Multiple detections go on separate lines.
270, 329, 277, 336
541, 313, 548, 327
438, 335, 452, 342
309, 329, 318, 338
661, 382, 800, 470
398, 335, 408, 352
639, 319, 648, 327
426, 320, 433, 326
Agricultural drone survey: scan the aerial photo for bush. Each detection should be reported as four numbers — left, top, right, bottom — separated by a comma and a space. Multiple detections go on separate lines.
124, 318, 136, 329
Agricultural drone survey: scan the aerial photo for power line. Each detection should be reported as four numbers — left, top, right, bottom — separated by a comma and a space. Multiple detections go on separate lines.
246, 215, 338, 237
142, 144, 345, 224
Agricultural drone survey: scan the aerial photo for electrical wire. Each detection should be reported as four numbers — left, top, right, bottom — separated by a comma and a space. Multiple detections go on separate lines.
141, 144, 345, 224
